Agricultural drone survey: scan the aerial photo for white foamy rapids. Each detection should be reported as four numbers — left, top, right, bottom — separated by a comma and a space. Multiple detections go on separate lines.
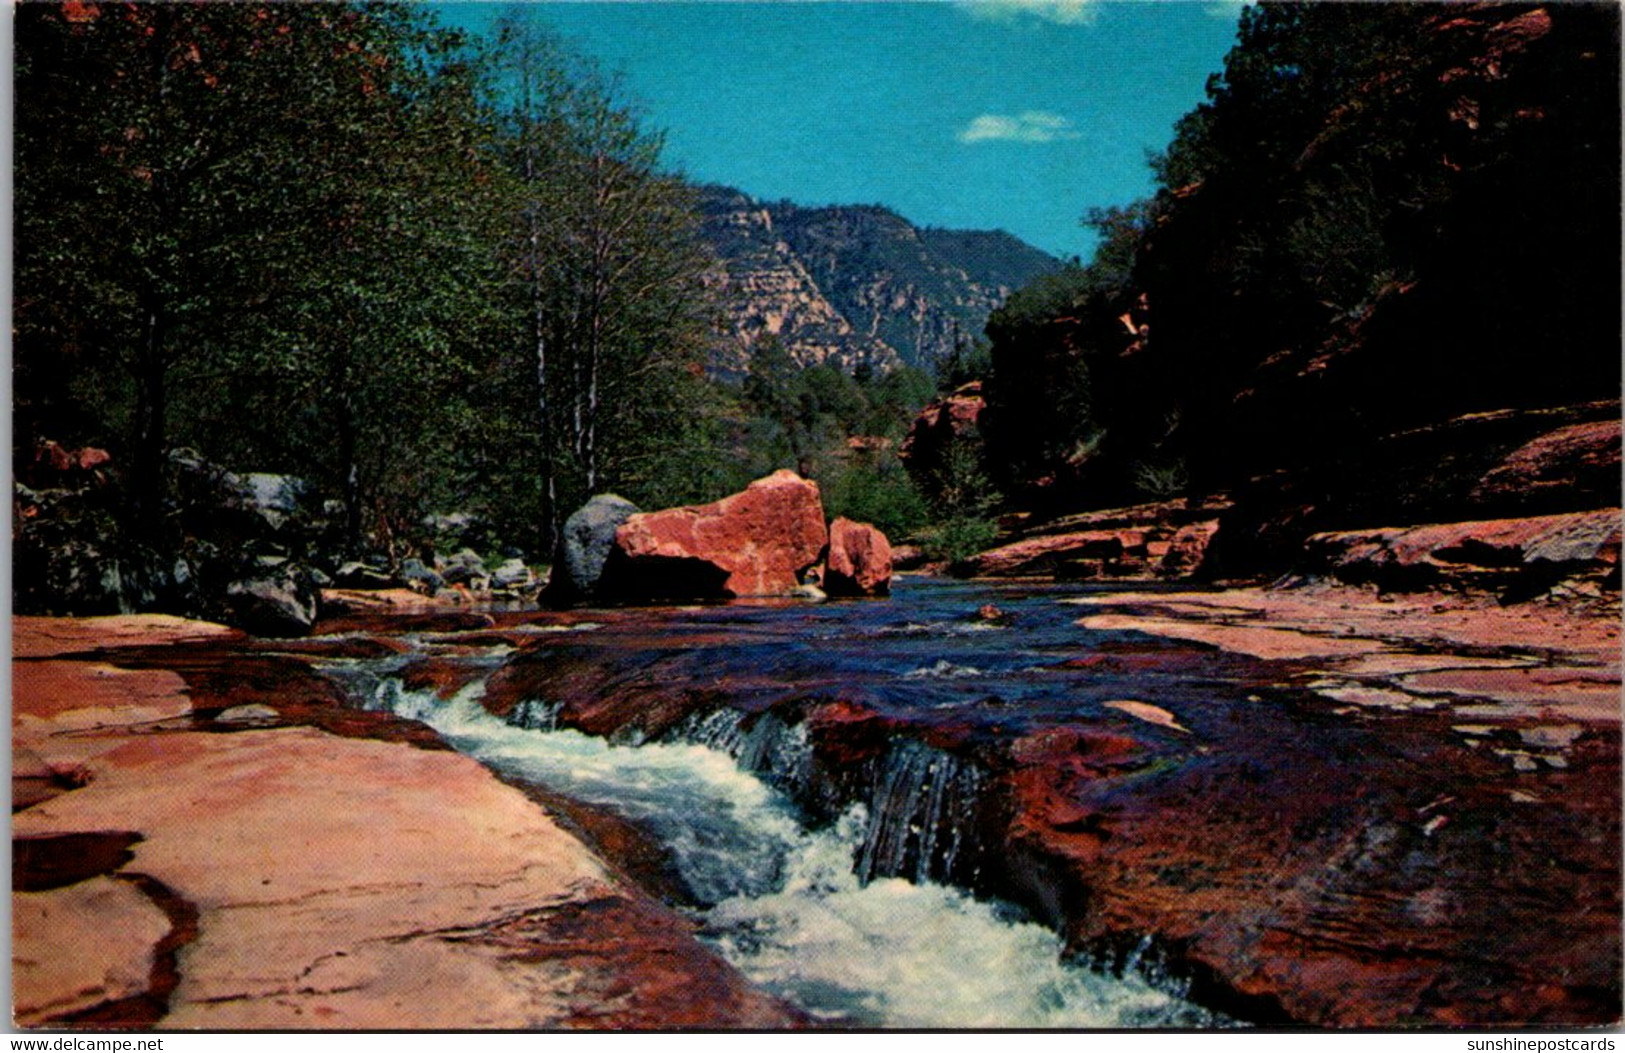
903, 659, 985, 680
706, 809, 1212, 1028
384, 684, 803, 904
877, 620, 1006, 637
376, 682, 1217, 1029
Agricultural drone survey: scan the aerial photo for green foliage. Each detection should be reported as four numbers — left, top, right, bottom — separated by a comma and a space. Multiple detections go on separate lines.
980, 2, 1620, 516
919, 516, 1000, 567
823, 459, 931, 540
937, 337, 992, 392
927, 436, 1002, 521
1131, 460, 1189, 500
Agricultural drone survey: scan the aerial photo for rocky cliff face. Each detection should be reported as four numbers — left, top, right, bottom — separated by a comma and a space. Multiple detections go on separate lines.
697, 185, 1061, 377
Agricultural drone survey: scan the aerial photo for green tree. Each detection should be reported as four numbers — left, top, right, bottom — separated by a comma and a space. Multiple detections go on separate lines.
15, 3, 501, 556
489, 12, 718, 545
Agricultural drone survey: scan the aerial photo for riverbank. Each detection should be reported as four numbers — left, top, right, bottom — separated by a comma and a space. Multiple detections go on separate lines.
11, 615, 798, 1029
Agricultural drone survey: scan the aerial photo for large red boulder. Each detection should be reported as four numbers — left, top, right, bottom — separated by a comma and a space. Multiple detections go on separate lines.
824, 517, 893, 597
604, 470, 827, 600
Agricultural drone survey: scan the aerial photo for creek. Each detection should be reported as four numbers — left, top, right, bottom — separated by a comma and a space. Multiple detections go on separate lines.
314, 578, 1240, 1028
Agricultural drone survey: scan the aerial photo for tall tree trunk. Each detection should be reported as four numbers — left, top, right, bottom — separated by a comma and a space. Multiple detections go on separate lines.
534, 271, 558, 552
339, 390, 363, 557
130, 303, 169, 548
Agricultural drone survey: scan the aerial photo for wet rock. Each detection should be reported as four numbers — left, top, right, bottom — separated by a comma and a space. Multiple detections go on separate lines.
602, 471, 827, 600
545, 494, 640, 605
974, 604, 1014, 626
214, 704, 281, 725
12, 615, 801, 1029
824, 517, 893, 597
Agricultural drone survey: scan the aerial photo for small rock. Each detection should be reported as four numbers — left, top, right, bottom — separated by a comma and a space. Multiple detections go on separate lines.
335, 562, 396, 590
1493, 748, 1541, 773
824, 517, 893, 597
1518, 724, 1584, 749
1103, 699, 1191, 734
215, 704, 280, 725
491, 558, 534, 590
224, 567, 319, 638
441, 549, 490, 588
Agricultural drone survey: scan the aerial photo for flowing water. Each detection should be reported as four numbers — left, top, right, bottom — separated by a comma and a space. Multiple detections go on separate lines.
321, 579, 1238, 1028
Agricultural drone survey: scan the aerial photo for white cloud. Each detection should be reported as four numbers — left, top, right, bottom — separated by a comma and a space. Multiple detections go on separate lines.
958, 111, 1080, 144
1202, 1, 1247, 19
959, 0, 1099, 26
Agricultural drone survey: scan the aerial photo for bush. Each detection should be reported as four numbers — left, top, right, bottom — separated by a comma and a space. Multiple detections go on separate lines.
1132, 459, 1189, 499
825, 461, 931, 540
920, 515, 1000, 566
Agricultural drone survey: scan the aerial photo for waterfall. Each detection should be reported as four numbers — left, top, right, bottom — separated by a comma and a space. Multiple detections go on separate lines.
669, 707, 814, 800
506, 698, 564, 731
856, 740, 985, 888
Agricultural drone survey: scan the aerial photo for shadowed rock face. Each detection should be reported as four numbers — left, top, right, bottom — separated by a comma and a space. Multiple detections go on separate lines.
1304, 509, 1621, 598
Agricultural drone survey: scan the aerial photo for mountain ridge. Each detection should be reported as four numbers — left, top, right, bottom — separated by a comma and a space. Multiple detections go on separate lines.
696, 184, 1063, 377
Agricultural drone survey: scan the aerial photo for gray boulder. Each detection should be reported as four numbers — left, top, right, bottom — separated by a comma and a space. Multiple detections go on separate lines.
544, 494, 639, 605
224, 563, 319, 637
240, 473, 308, 533
491, 558, 535, 590
334, 561, 397, 590
401, 557, 445, 594
440, 548, 490, 588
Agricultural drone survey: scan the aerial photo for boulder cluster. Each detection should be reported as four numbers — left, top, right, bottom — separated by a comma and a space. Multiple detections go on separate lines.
545, 469, 892, 605
13, 444, 540, 638
15, 450, 890, 638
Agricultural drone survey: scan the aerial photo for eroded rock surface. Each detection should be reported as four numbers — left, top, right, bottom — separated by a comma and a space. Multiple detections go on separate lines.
11, 615, 799, 1030
472, 579, 1620, 1027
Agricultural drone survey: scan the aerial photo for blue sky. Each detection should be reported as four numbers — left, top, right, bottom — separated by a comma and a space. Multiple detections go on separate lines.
433, 2, 1245, 260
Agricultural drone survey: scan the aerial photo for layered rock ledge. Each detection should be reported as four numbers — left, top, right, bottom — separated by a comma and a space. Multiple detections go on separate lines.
11, 615, 798, 1030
